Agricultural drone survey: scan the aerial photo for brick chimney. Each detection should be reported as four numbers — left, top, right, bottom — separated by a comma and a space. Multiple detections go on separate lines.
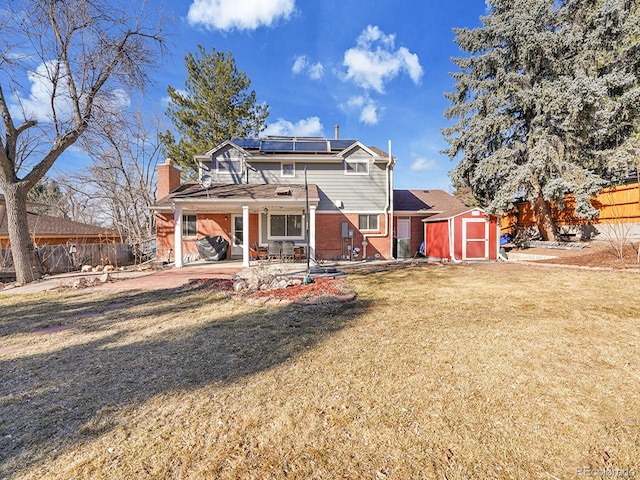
157, 158, 181, 200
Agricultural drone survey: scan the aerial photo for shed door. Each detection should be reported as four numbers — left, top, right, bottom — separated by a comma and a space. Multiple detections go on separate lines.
396, 218, 411, 258
462, 218, 489, 260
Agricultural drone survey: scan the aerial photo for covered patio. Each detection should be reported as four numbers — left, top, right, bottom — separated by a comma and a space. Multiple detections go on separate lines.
154, 183, 320, 268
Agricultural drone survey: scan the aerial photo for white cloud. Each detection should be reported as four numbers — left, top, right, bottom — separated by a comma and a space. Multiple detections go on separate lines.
342, 25, 423, 93
308, 62, 324, 80
292, 55, 308, 74
187, 0, 295, 31
342, 95, 380, 125
292, 54, 324, 80
264, 116, 323, 136
410, 157, 439, 172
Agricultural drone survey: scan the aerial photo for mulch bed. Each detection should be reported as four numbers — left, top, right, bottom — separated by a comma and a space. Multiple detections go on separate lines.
185, 277, 356, 306
250, 277, 350, 302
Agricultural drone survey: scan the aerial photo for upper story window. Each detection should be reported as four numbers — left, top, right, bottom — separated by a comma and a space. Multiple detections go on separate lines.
358, 214, 379, 231
345, 157, 369, 175
216, 153, 241, 173
182, 215, 197, 237
281, 162, 295, 177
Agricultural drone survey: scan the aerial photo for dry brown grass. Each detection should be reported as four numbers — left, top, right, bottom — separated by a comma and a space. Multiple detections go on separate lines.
1, 263, 639, 479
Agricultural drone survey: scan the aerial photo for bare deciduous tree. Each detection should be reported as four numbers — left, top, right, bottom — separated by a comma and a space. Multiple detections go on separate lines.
0, 0, 167, 284
63, 112, 163, 247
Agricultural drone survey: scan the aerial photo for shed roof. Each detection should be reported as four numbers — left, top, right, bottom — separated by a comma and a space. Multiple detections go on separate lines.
422, 206, 489, 222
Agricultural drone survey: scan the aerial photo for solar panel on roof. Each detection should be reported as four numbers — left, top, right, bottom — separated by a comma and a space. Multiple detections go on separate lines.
232, 138, 260, 148
261, 140, 294, 151
295, 141, 328, 152
329, 139, 357, 150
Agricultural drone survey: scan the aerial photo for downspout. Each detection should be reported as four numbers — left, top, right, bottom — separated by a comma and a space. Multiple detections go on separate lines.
362, 140, 393, 260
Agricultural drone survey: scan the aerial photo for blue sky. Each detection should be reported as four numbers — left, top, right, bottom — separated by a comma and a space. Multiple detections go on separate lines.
45, 0, 487, 191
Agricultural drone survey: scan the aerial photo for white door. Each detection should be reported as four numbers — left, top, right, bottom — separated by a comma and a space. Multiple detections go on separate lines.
231, 215, 244, 256
397, 217, 411, 258
462, 218, 489, 260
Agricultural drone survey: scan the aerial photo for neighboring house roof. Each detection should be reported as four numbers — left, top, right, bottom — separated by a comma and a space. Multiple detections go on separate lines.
154, 182, 320, 209
393, 189, 467, 215
0, 205, 118, 239
422, 206, 488, 222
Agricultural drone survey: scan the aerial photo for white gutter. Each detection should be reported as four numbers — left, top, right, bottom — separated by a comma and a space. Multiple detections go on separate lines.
362, 139, 394, 260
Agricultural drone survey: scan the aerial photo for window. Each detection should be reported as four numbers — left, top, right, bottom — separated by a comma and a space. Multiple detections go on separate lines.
269, 214, 303, 238
359, 214, 379, 231
233, 216, 243, 246
216, 154, 241, 173
345, 158, 369, 175
182, 215, 197, 237
281, 162, 295, 177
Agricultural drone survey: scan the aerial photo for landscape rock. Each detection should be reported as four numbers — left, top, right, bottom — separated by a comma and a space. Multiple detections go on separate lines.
100, 272, 111, 283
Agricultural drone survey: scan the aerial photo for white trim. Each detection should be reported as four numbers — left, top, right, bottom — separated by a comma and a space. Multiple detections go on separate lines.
174, 204, 183, 268
267, 212, 305, 240
462, 218, 489, 260
231, 214, 243, 256
309, 205, 316, 260
344, 157, 369, 175
242, 206, 250, 267
358, 214, 379, 231
181, 214, 198, 238
281, 161, 295, 177
337, 141, 383, 159
216, 156, 242, 174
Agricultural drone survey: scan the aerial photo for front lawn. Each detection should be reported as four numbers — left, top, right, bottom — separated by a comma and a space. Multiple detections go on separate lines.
1, 263, 638, 479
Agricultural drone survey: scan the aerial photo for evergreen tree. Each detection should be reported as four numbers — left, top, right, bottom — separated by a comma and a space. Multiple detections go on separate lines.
161, 46, 269, 174
443, 0, 640, 240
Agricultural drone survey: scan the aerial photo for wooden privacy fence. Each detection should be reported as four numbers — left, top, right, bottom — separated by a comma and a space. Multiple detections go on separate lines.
0, 243, 133, 275
502, 182, 640, 234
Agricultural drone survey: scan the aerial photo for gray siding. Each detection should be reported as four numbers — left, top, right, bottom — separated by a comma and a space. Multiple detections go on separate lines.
199, 145, 390, 212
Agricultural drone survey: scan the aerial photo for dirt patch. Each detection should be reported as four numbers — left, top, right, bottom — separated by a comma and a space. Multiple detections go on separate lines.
183, 278, 235, 292
514, 242, 639, 269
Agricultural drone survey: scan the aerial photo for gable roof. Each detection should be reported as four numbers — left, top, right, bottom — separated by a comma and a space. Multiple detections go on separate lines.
196, 136, 394, 162
393, 189, 467, 214
0, 205, 119, 239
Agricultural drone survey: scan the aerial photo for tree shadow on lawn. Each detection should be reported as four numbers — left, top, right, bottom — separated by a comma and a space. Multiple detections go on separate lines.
0, 285, 220, 338
0, 285, 370, 477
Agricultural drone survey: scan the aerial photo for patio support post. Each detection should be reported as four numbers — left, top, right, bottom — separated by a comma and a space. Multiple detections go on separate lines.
309, 205, 316, 261
174, 204, 183, 268
242, 205, 250, 267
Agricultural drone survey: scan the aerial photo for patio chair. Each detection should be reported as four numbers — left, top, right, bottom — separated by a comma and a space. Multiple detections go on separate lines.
267, 241, 282, 261
281, 241, 295, 262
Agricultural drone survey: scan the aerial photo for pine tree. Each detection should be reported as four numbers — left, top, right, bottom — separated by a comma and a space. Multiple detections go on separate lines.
443, 0, 640, 240
160, 46, 269, 174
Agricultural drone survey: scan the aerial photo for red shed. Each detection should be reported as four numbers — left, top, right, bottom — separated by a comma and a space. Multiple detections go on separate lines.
422, 207, 500, 261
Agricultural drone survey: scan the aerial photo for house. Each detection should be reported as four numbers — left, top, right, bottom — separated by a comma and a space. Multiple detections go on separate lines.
0, 194, 120, 248
423, 207, 500, 262
392, 189, 468, 258
153, 135, 396, 267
